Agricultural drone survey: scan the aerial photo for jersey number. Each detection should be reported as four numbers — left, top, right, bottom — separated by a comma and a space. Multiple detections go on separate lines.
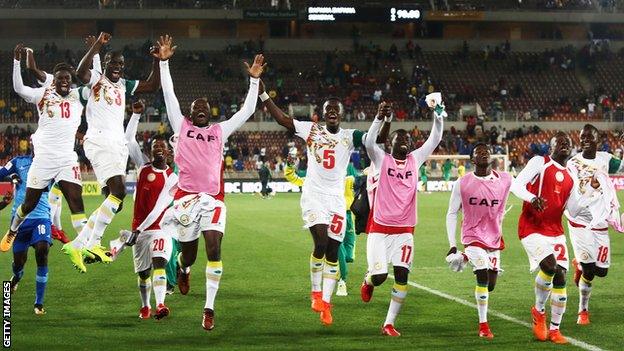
60, 101, 70, 118
152, 238, 165, 251
400, 245, 412, 264
329, 214, 344, 234
490, 257, 498, 268
211, 207, 222, 224
72, 166, 81, 181
554, 244, 567, 261
322, 149, 335, 169
114, 90, 122, 106
37, 225, 46, 235
598, 246, 609, 263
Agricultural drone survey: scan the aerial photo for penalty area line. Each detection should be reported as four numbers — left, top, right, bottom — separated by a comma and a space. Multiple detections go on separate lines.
393, 276, 606, 351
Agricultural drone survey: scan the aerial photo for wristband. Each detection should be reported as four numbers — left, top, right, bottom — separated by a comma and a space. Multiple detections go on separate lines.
384, 114, 393, 122
259, 92, 270, 102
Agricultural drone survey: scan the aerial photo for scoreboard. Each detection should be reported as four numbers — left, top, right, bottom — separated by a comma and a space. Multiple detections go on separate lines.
306, 6, 423, 23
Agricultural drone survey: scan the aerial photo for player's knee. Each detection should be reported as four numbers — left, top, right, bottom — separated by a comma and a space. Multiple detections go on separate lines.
594, 267, 608, 278
312, 241, 327, 257
539, 256, 557, 275
393, 269, 409, 285
34, 246, 49, 266
206, 247, 221, 262
371, 274, 387, 286
152, 257, 167, 269
488, 283, 496, 292
138, 270, 151, 280
474, 269, 489, 286
580, 262, 595, 279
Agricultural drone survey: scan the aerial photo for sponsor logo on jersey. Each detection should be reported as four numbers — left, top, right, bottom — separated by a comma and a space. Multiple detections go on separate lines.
468, 197, 500, 207
147, 173, 156, 182
555, 171, 564, 182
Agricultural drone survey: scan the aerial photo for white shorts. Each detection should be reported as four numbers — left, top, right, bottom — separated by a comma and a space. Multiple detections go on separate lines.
26, 158, 81, 190
521, 234, 569, 272
301, 191, 346, 242
132, 230, 172, 273
568, 224, 610, 268
173, 198, 226, 243
366, 233, 414, 275
83, 138, 129, 186
465, 246, 501, 272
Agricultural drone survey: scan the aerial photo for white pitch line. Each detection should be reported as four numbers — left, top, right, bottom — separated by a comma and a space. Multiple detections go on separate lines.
397, 277, 606, 351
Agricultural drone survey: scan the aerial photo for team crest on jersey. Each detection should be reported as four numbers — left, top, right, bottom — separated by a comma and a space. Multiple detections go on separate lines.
147, 173, 156, 182
341, 138, 349, 146
179, 214, 191, 226
555, 171, 564, 182
308, 213, 317, 223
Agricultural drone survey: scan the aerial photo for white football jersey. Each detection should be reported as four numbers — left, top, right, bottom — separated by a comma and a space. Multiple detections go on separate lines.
85, 71, 138, 142
294, 120, 363, 197
27, 86, 89, 163
566, 151, 612, 226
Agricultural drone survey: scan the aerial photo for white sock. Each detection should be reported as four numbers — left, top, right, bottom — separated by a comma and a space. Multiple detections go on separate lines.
88, 195, 122, 248
71, 211, 97, 249
9, 206, 26, 232
310, 254, 323, 292
49, 187, 63, 229
550, 287, 567, 330
321, 260, 339, 303
152, 268, 167, 306
535, 270, 554, 312
475, 285, 489, 323
384, 282, 407, 326
70, 213, 87, 237
205, 261, 222, 310
138, 276, 152, 308
578, 275, 592, 313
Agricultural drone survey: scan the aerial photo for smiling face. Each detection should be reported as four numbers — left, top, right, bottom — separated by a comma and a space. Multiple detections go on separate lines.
190, 98, 210, 127
579, 125, 598, 154
472, 144, 491, 168
391, 130, 413, 158
551, 132, 571, 159
104, 52, 125, 83
151, 138, 169, 163
323, 99, 343, 130
54, 69, 72, 97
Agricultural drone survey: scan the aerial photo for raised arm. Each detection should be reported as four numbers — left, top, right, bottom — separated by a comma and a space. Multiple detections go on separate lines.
365, 103, 391, 168
13, 44, 44, 104
376, 118, 392, 144
220, 54, 265, 139
412, 105, 444, 165
134, 51, 161, 94
511, 155, 544, 203
77, 32, 110, 84
126, 101, 149, 168
156, 35, 183, 133
445, 180, 462, 250
24, 47, 47, 83
259, 80, 294, 132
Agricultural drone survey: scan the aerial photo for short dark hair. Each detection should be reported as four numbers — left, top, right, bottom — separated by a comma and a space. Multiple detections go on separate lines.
470, 142, 489, 159
581, 124, 599, 139
104, 51, 123, 63
52, 62, 74, 74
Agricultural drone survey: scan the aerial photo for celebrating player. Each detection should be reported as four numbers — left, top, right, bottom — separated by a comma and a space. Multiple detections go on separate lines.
62, 32, 161, 271
361, 101, 444, 336
511, 132, 575, 344
261, 83, 368, 326
1, 153, 52, 315
157, 35, 264, 330
1, 44, 89, 255
446, 143, 513, 339
566, 124, 624, 325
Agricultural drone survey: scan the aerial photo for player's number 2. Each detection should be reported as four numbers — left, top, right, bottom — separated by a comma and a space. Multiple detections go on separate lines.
60, 101, 70, 118
322, 149, 335, 169
554, 243, 567, 261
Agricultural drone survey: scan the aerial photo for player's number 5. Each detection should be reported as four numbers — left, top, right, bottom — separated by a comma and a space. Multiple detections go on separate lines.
329, 214, 344, 234
322, 149, 335, 169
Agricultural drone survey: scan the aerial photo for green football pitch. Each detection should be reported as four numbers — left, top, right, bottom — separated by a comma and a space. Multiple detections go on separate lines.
1, 192, 622, 351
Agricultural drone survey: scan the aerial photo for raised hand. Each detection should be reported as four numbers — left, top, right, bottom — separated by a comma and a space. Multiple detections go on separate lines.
97, 32, 112, 46
156, 35, 176, 61
132, 100, 145, 114
376, 101, 392, 120
14, 43, 24, 61
244, 54, 266, 78
85, 35, 97, 48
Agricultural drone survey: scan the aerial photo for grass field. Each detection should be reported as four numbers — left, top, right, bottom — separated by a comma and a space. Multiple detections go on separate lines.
1, 192, 622, 351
